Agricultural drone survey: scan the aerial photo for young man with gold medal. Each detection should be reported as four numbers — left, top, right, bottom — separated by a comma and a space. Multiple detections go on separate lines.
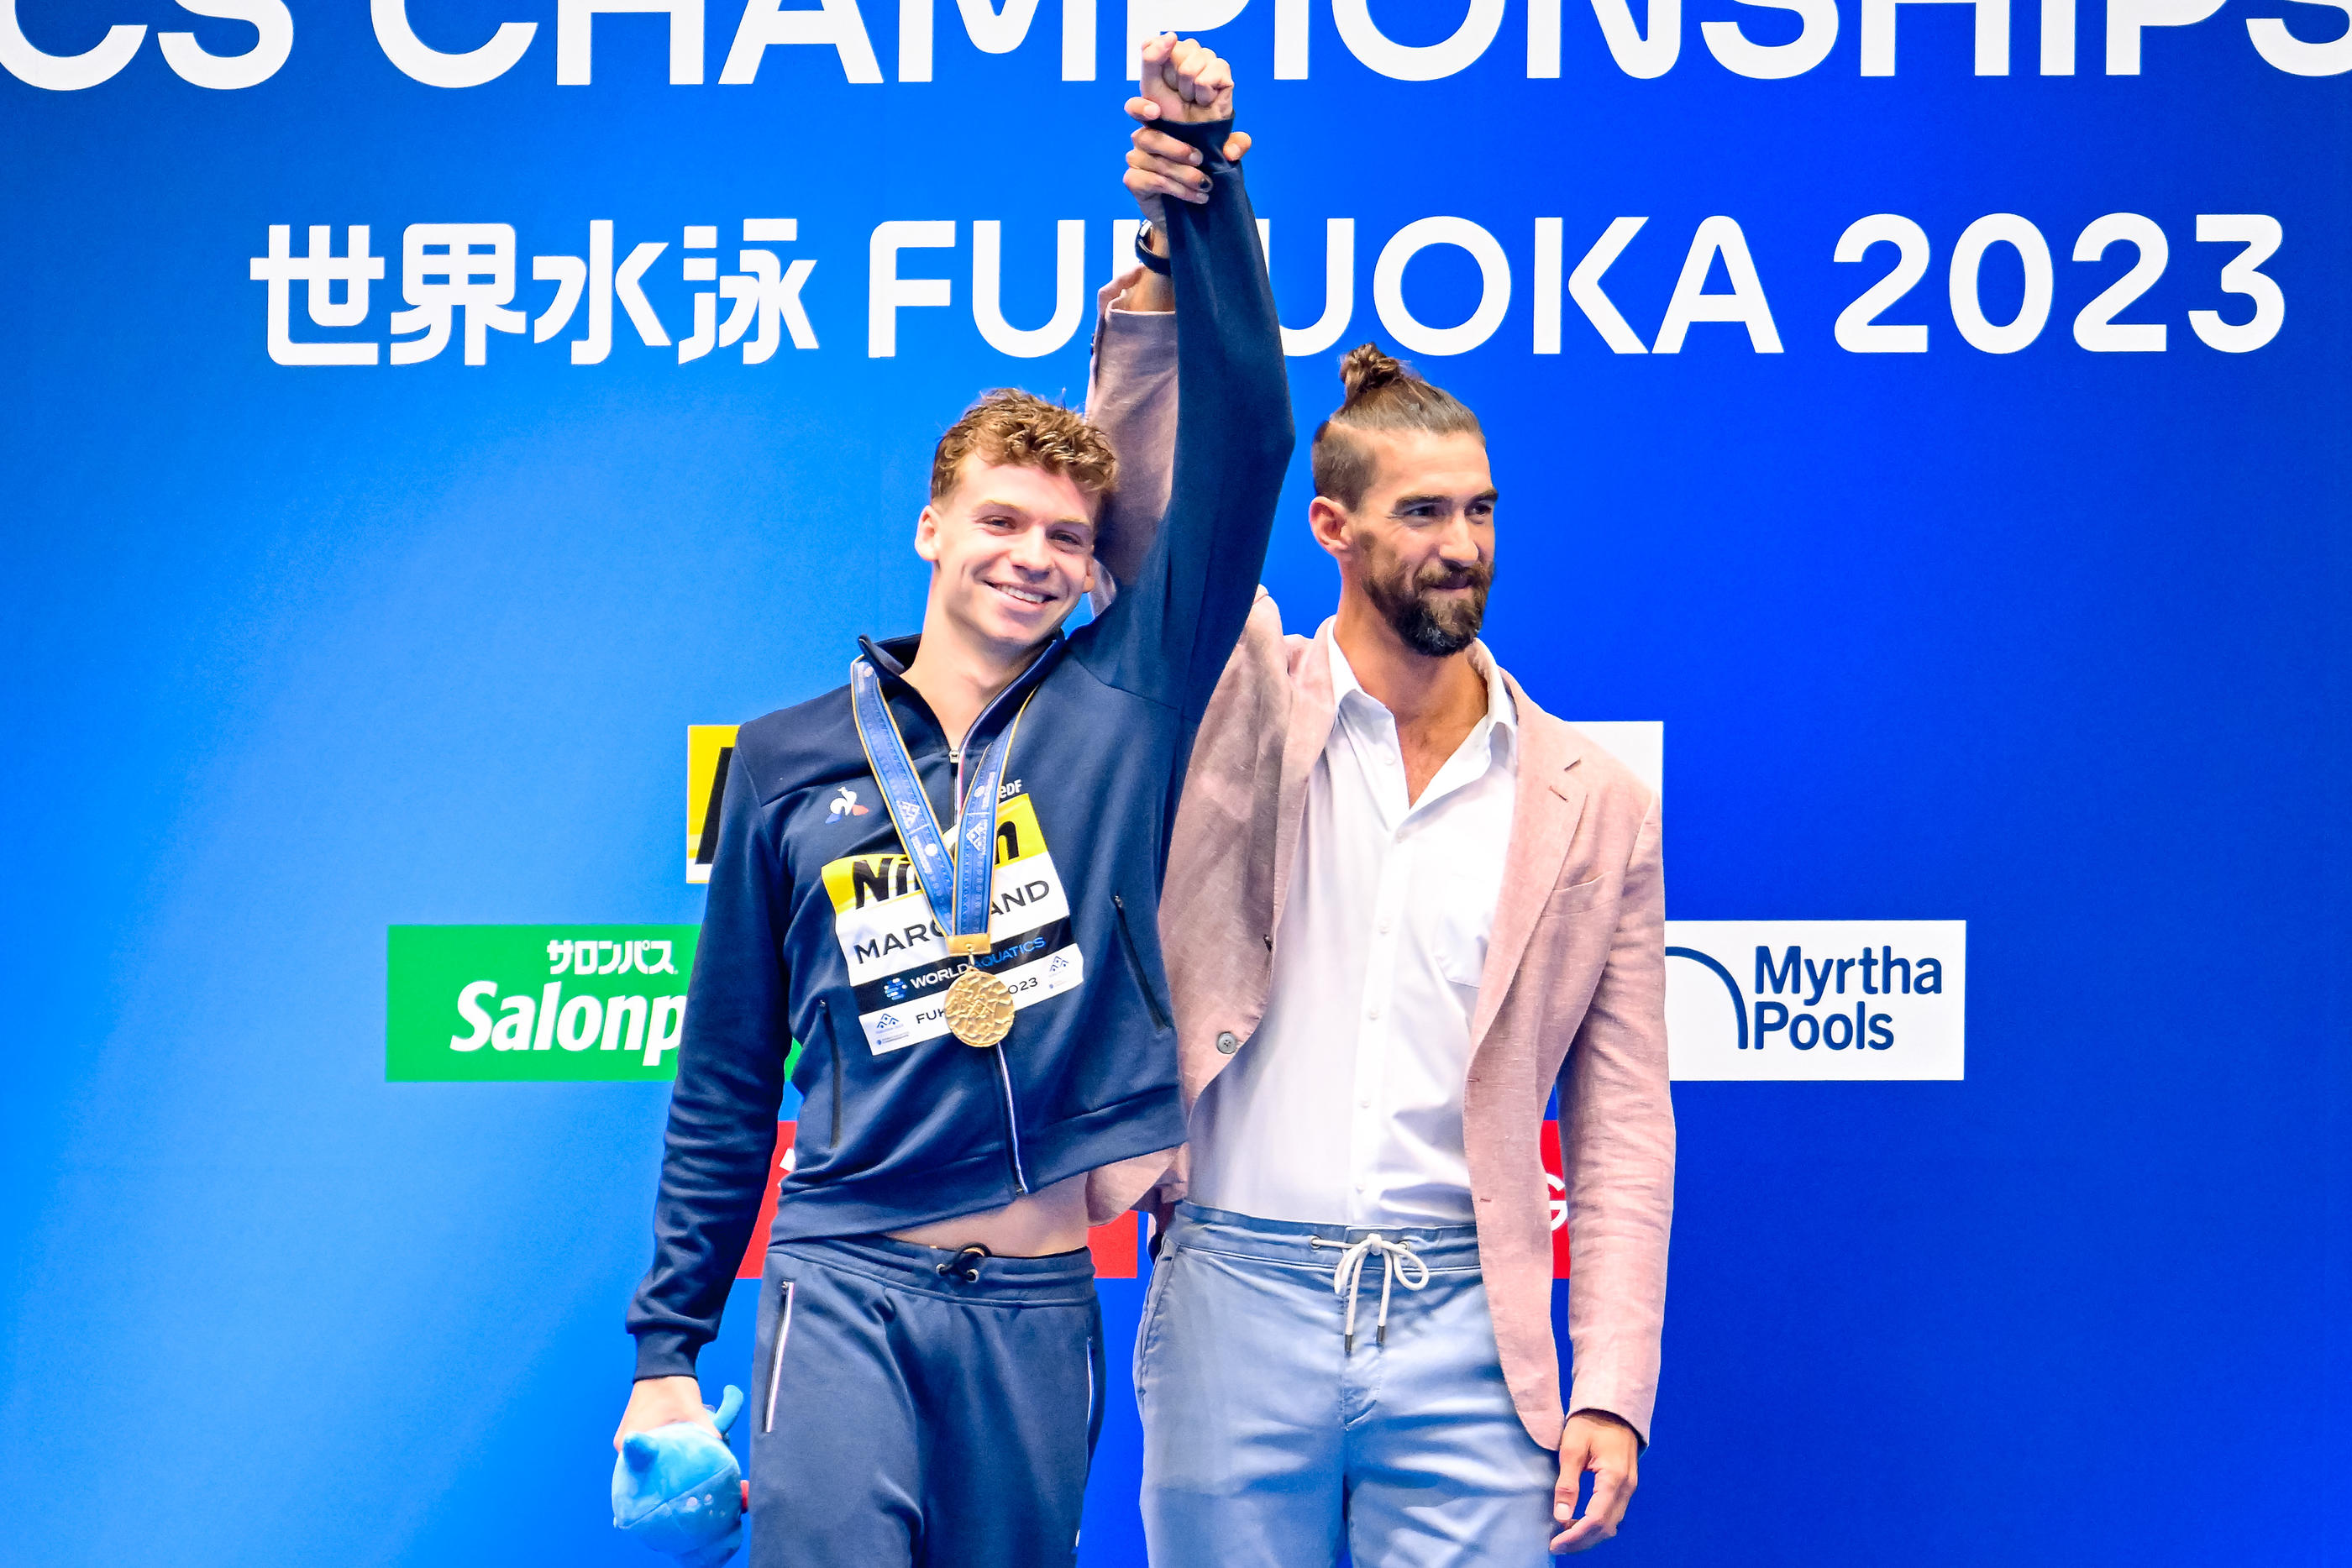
614, 37, 1289, 1568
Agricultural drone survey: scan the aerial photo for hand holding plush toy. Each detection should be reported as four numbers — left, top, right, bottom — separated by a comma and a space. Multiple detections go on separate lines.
611, 1384, 748, 1567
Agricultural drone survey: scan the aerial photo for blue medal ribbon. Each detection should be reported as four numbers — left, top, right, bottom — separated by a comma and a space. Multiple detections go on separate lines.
848, 658, 1028, 958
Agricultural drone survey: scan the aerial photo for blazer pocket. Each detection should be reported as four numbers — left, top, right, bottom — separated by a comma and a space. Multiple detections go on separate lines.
1541, 873, 1612, 919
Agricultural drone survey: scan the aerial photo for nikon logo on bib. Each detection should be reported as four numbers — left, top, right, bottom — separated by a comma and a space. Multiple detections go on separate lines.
822, 790, 1084, 1055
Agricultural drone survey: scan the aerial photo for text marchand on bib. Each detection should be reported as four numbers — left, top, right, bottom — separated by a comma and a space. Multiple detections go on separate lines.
822, 791, 1084, 1053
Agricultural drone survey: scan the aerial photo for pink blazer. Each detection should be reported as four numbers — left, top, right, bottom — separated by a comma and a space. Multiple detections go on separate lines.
1082, 280, 1677, 1447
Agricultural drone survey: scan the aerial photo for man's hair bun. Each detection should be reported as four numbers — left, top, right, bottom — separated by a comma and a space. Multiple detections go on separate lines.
1337, 343, 1414, 408
1312, 343, 1484, 508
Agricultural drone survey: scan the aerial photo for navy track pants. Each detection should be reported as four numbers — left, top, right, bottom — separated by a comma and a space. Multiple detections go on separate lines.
748, 1235, 1104, 1568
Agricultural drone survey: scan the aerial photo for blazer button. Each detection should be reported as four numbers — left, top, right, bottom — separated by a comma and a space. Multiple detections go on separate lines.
1215, 1030, 1241, 1055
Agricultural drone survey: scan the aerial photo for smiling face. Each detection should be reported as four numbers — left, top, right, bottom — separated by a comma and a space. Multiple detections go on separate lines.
915, 458, 1100, 659
1313, 427, 1497, 657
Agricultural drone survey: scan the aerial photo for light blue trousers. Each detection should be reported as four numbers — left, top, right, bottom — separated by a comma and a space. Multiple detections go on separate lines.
1136, 1204, 1561, 1568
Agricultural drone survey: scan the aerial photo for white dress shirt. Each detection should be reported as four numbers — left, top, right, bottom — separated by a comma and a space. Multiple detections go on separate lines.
1187, 624, 1519, 1227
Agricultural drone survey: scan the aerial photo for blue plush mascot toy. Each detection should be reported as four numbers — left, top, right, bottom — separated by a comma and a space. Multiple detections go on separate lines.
612, 1384, 748, 1567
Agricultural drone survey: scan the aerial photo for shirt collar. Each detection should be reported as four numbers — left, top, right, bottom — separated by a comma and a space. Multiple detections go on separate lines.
1322, 621, 1517, 751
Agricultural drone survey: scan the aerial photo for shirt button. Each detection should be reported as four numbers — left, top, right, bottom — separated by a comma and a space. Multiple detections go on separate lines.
1215, 1030, 1240, 1055
1358, 1097, 1370, 1109
1378, 919, 1392, 934
1366, 1004, 1380, 1020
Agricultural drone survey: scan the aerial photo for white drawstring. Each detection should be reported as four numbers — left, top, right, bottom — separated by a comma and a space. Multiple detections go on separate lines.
1310, 1235, 1430, 1353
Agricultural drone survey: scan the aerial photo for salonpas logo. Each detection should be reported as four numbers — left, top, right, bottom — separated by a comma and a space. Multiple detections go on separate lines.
386, 925, 698, 1082
1663, 920, 1966, 1080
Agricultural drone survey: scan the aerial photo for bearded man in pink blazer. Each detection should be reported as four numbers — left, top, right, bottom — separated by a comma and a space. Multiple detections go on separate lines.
1084, 115, 1677, 1565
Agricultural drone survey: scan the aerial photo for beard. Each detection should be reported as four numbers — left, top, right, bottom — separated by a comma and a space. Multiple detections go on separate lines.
1361, 546, 1494, 657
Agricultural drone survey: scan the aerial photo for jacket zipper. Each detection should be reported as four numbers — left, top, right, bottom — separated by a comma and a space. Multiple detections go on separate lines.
953, 669, 1038, 1198
1111, 894, 1171, 1030
949, 661, 1030, 818
817, 998, 843, 1149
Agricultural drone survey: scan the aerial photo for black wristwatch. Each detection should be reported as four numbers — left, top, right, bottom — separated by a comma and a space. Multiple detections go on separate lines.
1134, 222, 1171, 275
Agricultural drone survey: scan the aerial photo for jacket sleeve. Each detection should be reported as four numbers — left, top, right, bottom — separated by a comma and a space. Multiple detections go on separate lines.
1081, 270, 1179, 614
1075, 117, 1294, 735
1553, 789, 1676, 1444
626, 746, 789, 1379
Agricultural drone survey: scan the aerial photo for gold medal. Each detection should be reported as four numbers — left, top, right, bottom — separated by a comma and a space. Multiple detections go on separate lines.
848, 658, 1041, 1054
942, 965, 1016, 1048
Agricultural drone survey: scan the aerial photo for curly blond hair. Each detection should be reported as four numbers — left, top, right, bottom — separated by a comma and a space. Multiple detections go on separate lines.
930, 389, 1118, 511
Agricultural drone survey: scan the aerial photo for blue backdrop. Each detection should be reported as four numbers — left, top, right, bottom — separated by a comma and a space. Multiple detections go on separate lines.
3, 2, 2345, 1564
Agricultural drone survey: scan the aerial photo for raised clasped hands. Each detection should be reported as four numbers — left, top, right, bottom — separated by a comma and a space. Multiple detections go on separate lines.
1123, 34, 1249, 228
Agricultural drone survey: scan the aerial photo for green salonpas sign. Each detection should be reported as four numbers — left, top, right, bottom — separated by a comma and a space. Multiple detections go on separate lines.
387, 925, 699, 1082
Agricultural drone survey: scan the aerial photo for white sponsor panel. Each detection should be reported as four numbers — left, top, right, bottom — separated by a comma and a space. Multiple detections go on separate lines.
1664, 920, 1966, 1081
1566, 720, 1662, 795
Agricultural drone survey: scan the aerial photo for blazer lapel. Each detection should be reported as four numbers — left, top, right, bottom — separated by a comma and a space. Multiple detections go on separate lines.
1269, 623, 1337, 939
1468, 673, 1588, 1055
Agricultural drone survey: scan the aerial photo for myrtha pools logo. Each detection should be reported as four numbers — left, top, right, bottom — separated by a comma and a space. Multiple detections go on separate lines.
1661, 921, 1966, 1080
